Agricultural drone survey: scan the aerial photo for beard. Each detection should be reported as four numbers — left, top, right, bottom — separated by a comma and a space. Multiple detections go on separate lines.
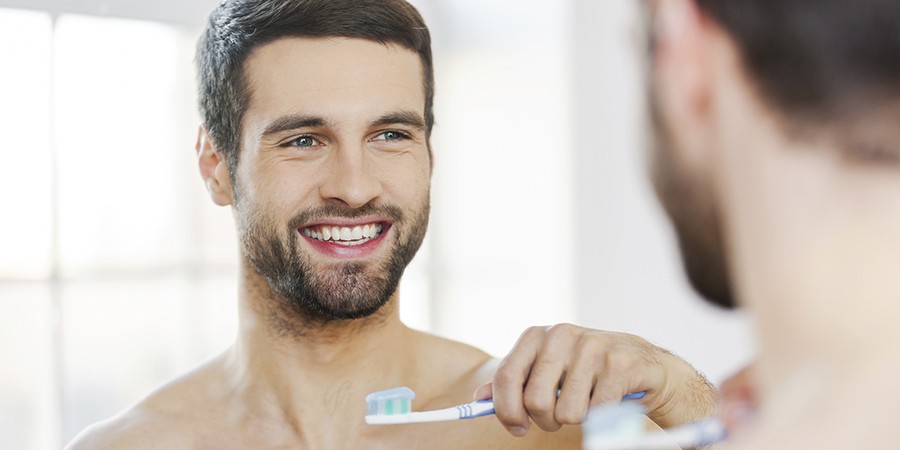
236, 198, 430, 325
648, 87, 736, 309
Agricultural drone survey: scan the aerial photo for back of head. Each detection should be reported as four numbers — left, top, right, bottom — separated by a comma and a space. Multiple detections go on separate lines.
698, 0, 900, 137
196, 0, 434, 169
646, 0, 900, 309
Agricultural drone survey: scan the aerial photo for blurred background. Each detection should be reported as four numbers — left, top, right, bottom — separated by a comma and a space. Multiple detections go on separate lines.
0, 0, 754, 448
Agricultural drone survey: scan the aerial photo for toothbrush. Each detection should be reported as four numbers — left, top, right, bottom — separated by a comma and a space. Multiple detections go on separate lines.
581, 401, 727, 449
364, 386, 647, 425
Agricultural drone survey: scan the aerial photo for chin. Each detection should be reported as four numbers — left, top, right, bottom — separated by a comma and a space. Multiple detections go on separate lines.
680, 245, 737, 310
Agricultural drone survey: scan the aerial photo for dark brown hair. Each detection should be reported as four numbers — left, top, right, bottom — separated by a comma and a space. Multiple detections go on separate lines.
696, 0, 900, 125
196, 0, 434, 169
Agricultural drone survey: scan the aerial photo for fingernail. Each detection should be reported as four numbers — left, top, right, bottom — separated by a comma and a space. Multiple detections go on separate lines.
509, 426, 528, 437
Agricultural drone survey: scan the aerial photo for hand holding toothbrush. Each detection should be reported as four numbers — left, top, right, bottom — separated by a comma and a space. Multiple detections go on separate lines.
474, 324, 718, 437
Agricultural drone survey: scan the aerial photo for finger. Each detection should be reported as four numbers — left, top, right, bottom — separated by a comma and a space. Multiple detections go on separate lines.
473, 382, 493, 401
590, 346, 647, 406
553, 337, 603, 425
492, 326, 545, 436
522, 324, 580, 431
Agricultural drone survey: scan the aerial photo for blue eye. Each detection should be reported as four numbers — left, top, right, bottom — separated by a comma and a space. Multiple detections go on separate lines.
373, 130, 408, 142
287, 135, 321, 148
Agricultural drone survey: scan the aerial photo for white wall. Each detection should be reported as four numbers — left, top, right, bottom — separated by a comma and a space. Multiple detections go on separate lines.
570, 1, 754, 384
419, 0, 577, 360
0, 0, 218, 26
419, 0, 754, 383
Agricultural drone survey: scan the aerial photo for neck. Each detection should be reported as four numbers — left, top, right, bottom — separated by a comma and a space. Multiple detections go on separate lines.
708, 51, 900, 444
226, 263, 419, 445
749, 289, 900, 416
733, 199, 900, 402
724, 141, 900, 425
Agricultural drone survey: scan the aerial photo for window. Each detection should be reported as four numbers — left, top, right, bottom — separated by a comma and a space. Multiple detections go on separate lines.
0, 8, 435, 447
0, 9, 242, 447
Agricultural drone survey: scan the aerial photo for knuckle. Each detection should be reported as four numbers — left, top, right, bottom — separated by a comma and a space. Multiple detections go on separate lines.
545, 323, 578, 340
541, 324, 582, 355
522, 392, 552, 414
605, 348, 639, 372
573, 338, 610, 370
577, 334, 608, 356
522, 325, 548, 339
555, 406, 585, 425
493, 367, 517, 386
534, 349, 561, 367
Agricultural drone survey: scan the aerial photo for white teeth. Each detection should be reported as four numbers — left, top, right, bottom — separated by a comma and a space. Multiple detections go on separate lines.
304, 222, 384, 243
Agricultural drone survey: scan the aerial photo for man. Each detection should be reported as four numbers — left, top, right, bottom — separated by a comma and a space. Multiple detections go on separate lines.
66, 1, 714, 448
648, 0, 900, 447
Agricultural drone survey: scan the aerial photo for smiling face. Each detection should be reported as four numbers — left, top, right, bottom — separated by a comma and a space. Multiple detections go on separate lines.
221, 37, 431, 323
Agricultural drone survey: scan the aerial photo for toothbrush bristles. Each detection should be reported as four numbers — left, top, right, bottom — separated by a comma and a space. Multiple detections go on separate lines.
365, 386, 416, 416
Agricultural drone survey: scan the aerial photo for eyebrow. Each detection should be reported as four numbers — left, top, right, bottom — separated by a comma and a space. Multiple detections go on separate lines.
260, 110, 426, 140
371, 111, 426, 131
261, 114, 328, 139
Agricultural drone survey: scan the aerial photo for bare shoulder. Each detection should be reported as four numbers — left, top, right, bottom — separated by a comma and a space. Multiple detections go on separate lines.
403, 332, 583, 449
65, 354, 229, 450
64, 405, 190, 450
406, 330, 495, 394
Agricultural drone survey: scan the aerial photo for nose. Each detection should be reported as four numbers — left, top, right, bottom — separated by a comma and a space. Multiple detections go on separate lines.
318, 144, 383, 209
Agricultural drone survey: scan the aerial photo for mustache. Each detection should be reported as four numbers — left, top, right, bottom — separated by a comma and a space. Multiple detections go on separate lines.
287, 203, 405, 229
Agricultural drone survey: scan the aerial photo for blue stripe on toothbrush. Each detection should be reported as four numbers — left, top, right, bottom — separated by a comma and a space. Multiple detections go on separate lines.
461, 392, 645, 421
459, 399, 495, 419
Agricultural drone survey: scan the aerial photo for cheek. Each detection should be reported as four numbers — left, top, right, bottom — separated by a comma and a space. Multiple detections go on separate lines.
376, 153, 432, 201
266, 155, 329, 192
237, 162, 321, 224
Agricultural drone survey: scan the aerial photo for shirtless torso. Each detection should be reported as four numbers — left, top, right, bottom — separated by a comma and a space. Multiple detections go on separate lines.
67, 324, 583, 450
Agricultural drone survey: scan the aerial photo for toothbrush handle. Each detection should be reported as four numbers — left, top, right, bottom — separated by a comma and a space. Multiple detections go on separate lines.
463, 391, 645, 421
365, 391, 649, 425
458, 399, 496, 420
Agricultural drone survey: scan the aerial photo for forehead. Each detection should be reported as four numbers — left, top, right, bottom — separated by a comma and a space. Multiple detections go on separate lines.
242, 37, 425, 125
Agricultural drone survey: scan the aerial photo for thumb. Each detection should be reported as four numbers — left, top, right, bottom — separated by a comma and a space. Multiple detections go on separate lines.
473, 382, 494, 401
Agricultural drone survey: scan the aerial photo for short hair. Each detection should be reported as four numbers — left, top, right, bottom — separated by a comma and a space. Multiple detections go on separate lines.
196, 0, 434, 169
696, 0, 900, 127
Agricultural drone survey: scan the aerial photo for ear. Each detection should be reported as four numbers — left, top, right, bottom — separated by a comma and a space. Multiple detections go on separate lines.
652, 0, 717, 166
196, 125, 234, 206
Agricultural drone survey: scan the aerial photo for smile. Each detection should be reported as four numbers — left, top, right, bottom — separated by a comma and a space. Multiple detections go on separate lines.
302, 222, 385, 246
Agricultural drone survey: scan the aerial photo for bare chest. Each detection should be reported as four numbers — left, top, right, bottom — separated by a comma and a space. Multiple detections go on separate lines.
189, 419, 573, 450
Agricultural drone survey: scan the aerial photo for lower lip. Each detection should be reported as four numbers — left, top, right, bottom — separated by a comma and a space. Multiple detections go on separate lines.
300, 224, 391, 259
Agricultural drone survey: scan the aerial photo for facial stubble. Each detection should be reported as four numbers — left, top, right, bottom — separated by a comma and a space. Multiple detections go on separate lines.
648, 85, 736, 309
237, 199, 430, 330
